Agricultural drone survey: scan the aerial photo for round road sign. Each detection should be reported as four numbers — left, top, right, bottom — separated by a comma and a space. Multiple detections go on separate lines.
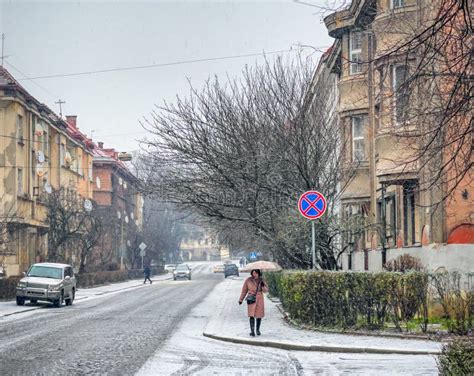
298, 191, 327, 220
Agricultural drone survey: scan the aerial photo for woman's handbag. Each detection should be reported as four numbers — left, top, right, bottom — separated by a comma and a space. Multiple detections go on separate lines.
246, 294, 256, 304
246, 280, 260, 304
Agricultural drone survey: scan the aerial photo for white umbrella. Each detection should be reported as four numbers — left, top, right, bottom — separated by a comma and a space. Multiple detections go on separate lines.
241, 261, 282, 272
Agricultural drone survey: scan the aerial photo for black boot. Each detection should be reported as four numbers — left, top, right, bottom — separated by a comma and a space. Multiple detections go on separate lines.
249, 317, 255, 337
256, 318, 261, 335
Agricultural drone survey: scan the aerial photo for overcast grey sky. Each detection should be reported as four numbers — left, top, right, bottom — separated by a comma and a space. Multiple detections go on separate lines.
1, 0, 333, 152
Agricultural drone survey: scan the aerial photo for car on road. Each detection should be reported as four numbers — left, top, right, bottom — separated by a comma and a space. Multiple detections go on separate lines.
173, 263, 192, 280
224, 263, 239, 278
16, 262, 76, 307
164, 264, 177, 273
213, 264, 225, 273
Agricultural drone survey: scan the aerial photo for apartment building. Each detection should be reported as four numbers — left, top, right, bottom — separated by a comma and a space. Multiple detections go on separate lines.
318, 0, 473, 271
0, 67, 94, 276
92, 142, 143, 269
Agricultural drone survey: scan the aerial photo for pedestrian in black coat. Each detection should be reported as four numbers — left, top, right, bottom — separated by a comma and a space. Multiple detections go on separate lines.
144, 265, 152, 284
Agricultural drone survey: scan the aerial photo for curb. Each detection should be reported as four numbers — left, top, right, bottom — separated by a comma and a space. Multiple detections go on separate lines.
202, 332, 441, 355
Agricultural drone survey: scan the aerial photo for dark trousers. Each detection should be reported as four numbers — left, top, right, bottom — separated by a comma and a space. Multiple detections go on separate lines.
144, 276, 152, 283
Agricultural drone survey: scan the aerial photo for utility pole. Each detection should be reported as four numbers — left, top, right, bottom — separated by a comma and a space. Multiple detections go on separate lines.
55, 99, 66, 118
1, 33, 6, 67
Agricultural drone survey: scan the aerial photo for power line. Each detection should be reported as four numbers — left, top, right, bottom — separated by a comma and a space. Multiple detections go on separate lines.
17, 47, 324, 81
5, 61, 61, 100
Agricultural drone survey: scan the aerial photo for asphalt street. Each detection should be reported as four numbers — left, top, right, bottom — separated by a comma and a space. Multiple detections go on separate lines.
0, 264, 438, 375
0, 264, 220, 375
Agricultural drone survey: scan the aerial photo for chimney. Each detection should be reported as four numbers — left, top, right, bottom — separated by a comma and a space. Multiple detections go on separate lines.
66, 115, 77, 129
98, 142, 104, 149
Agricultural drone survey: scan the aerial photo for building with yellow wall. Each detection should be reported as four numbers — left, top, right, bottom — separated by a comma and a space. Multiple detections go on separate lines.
0, 67, 94, 276
315, 0, 473, 272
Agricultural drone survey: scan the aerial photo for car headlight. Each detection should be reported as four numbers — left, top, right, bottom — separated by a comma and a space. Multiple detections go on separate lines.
48, 284, 61, 292
18, 281, 27, 288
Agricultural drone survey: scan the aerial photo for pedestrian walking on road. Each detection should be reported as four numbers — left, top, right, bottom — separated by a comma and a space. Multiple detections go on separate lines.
238, 269, 268, 337
144, 265, 152, 284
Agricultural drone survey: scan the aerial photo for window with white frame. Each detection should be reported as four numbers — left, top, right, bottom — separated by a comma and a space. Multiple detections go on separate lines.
16, 115, 24, 144
349, 31, 363, 74
352, 116, 366, 161
391, 0, 405, 9
60, 143, 65, 167
17, 168, 23, 195
392, 65, 409, 125
89, 163, 94, 182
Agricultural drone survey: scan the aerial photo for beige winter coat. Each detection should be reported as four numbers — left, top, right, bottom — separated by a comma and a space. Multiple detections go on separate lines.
239, 277, 268, 318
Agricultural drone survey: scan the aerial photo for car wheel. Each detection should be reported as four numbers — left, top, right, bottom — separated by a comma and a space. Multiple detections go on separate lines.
54, 292, 64, 308
173, 277, 176, 280
16, 297, 25, 306
30, 299, 38, 304
65, 289, 75, 306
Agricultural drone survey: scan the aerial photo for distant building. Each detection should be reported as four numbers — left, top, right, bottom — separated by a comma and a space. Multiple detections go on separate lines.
179, 224, 222, 261
0, 67, 94, 276
92, 142, 143, 269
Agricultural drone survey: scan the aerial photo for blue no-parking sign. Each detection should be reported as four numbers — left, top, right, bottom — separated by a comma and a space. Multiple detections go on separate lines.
298, 191, 327, 220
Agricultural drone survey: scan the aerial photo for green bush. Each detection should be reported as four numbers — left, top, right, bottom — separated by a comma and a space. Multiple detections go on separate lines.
76, 268, 163, 288
0, 276, 23, 299
431, 272, 473, 335
265, 270, 430, 331
437, 339, 474, 375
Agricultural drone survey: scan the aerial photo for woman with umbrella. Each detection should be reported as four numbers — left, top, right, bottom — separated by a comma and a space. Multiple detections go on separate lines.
238, 269, 268, 336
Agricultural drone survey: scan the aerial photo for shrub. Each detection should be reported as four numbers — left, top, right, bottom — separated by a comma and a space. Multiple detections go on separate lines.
384, 254, 424, 272
265, 270, 429, 331
431, 272, 473, 335
0, 276, 22, 300
437, 339, 474, 375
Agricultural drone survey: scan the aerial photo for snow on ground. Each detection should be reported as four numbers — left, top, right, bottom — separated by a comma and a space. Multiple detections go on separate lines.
137, 274, 439, 375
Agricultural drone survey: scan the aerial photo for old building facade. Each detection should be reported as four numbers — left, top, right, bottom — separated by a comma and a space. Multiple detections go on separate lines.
317, 0, 473, 271
0, 67, 94, 276
92, 142, 143, 270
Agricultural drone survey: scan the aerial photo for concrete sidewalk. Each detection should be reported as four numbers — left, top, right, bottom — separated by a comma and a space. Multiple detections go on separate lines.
0, 272, 172, 318
203, 276, 444, 355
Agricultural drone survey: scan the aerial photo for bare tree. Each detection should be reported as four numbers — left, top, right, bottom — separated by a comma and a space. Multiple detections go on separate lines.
45, 187, 101, 267
140, 55, 349, 269
0, 196, 20, 276
376, 0, 472, 203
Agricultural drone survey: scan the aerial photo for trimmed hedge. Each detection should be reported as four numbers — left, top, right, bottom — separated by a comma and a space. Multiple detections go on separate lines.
437, 338, 474, 375
264, 270, 431, 331
77, 268, 162, 288
0, 276, 23, 300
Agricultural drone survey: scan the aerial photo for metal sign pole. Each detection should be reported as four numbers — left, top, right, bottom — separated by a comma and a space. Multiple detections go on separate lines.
312, 221, 316, 270
297, 191, 327, 271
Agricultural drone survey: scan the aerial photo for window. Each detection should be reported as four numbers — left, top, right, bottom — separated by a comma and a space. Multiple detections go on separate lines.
403, 183, 417, 246
77, 152, 83, 176
60, 143, 65, 166
377, 194, 396, 247
350, 31, 363, 74
391, 0, 405, 9
352, 116, 365, 161
393, 65, 409, 125
16, 115, 24, 144
65, 267, 73, 277
89, 163, 94, 182
17, 168, 23, 195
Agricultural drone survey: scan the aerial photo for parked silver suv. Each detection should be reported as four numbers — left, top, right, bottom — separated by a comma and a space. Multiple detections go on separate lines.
16, 263, 76, 307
